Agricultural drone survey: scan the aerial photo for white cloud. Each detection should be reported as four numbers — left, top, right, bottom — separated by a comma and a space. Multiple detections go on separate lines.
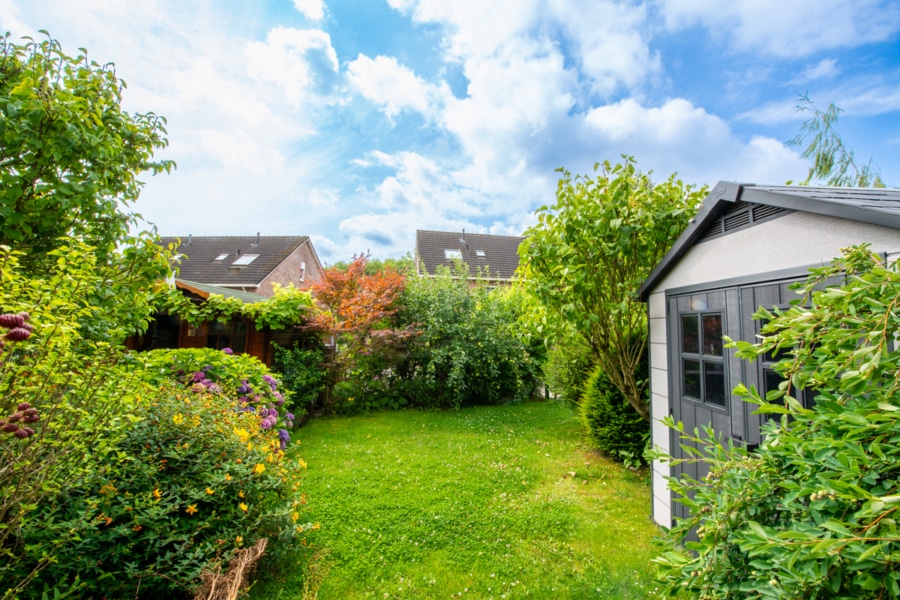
293, 0, 325, 21
346, 54, 449, 118
793, 58, 839, 84
245, 27, 339, 108
656, 0, 900, 57
583, 98, 808, 185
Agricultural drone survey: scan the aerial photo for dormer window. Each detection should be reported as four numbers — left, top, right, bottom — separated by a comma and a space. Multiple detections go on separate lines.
444, 249, 462, 260
215, 253, 229, 261
232, 254, 259, 266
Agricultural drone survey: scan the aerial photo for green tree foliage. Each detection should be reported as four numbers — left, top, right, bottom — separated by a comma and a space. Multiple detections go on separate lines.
654, 245, 900, 598
788, 95, 885, 187
521, 157, 705, 419
328, 252, 416, 276
0, 33, 174, 265
398, 264, 543, 408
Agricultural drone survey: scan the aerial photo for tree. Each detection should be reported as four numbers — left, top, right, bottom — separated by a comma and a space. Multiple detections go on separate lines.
654, 245, 900, 598
304, 254, 411, 411
520, 157, 705, 419
0, 33, 174, 265
788, 94, 884, 187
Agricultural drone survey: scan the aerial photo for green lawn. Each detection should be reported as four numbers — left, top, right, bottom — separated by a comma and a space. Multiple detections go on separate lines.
253, 401, 662, 599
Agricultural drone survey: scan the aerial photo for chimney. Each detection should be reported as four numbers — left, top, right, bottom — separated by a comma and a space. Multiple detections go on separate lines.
237, 248, 241, 256
187, 233, 192, 245
255, 232, 260, 246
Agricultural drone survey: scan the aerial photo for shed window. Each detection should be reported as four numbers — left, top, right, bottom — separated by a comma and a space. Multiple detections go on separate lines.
206, 319, 247, 353
680, 312, 725, 407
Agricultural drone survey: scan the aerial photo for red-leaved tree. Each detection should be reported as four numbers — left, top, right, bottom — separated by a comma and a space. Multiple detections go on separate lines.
306, 254, 414, 410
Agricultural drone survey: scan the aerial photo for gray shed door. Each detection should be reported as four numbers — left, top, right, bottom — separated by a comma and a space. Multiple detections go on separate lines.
666, 276, 814, 524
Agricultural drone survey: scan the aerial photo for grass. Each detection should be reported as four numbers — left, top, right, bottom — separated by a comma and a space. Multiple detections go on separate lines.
252, 401, 662, 599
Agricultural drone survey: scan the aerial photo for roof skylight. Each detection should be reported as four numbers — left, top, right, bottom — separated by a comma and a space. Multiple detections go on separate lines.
215, 253, 229, 261
475, 250, 486, 257
232, 254, 260, 266
444, 249, 462, 260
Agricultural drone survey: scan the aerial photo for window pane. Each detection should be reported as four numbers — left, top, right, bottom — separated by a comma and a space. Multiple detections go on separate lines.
704, 362, 726, 407
702, 314, 723, 356
682, 315, 699, 354
230, 320, 247, 353
763, 369, 784, 402
683, 358, 701, 399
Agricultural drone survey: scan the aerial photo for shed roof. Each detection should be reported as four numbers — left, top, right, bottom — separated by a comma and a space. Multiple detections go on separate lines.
175, 279, 267, 304
638, 182, 900, 301
415, 229, 523, 280
160, 236, 310, 287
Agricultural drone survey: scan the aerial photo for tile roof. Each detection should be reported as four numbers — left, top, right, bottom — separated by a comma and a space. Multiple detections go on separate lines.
160, 236, 309, 287
415, 229, 523, 280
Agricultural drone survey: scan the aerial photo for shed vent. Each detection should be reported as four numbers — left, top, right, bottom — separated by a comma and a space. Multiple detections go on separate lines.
723, 211, 751, 231
752, 204, 785, 221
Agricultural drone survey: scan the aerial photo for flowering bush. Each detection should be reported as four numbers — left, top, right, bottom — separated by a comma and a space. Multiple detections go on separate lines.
134, 347, 298, 449
19, 381, 311, 597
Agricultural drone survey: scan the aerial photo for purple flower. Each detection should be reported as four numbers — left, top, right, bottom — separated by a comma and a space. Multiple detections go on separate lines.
208, 383, 222, 393
191, 371, 206, 383
238, 396, 249, 404
273, 391, 284, 405
285, 412, 295, 422
260, 415, 277, 430
263, 374, 278, 391
201, 365, 212, 372
237, 382, 252, 395
278, 429, 290, 450
222, 347, 233, 354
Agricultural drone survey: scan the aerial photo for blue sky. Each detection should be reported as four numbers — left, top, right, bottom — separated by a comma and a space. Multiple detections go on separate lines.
4, 0, 900, 262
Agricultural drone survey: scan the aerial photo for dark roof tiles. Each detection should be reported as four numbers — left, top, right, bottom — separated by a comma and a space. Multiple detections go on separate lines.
160, 236, 309, 287
416, 229, 523, 280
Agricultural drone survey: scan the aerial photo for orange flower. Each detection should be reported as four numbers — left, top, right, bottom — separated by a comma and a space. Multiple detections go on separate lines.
186, 504, 198, 516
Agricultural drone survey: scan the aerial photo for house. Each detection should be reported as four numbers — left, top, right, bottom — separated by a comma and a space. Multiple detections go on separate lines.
129, 279, 310, 366
638, 182, 900, 529
159, 235, 324, 296
415, 229, 523, 285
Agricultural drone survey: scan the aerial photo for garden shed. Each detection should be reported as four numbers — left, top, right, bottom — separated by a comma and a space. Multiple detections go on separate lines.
638, 182, 900, 529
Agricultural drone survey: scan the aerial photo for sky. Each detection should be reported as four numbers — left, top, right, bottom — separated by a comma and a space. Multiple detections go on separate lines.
3, 0, 900, 263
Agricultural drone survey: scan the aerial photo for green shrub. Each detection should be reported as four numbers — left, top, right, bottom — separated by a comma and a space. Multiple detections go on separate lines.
398, 267, 541, 408
654, 245, 900, 599
0, 240, 173, 598
272, 343, 328, 419
579, 363, 648, 464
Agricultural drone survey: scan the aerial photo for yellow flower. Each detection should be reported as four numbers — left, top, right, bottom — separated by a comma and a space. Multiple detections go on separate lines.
291, 512, 299, 522
239, 502, 248, 512
206, 488, 215, 495
152, 489, 162, 500
234, 427, 250, 443
172, 414, 184, 425
297, 458, 308, 469
238, 490, 245, 498
186, 504, 198, 516
235, 535, 243, 545
253, 463, 265, 474
224, 474, 232, 481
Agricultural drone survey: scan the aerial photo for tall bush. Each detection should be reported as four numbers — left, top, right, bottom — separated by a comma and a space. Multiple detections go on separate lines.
579, 363, 648, 465
398, 265, 542, 408
654, 245, 900, 598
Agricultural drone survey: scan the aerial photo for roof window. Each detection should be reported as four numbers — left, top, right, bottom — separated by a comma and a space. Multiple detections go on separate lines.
232, 254, 260, 266
444, 249, 462, 260
215, 253, 229, 261
475, 250, 486, 257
